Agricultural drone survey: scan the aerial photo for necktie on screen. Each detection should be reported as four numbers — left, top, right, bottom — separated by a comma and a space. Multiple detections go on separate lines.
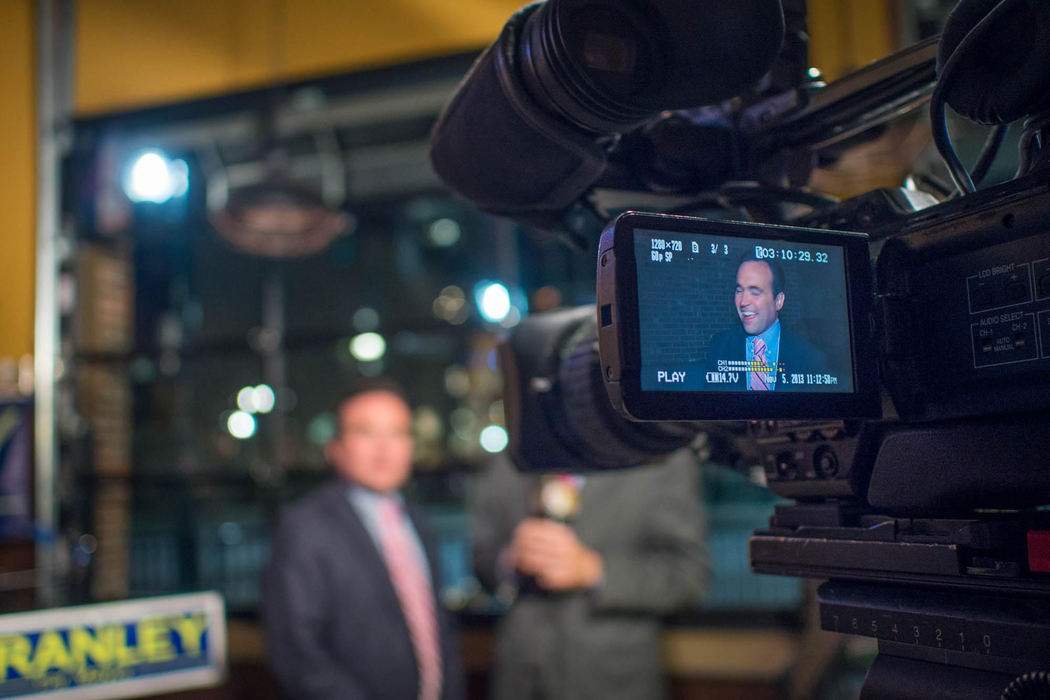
378, 498, 442, 700
750, 337, 770, 391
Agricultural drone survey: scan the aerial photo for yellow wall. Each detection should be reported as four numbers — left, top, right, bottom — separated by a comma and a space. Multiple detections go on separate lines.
808, 0, 898, 81
0, 0, 36, 358
74, 0, 899, 116
75, 0, 529, 115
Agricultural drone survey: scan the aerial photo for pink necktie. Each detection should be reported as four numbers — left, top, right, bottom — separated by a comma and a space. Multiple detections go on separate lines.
750, 337, 770, 391
378, 498, 442, 700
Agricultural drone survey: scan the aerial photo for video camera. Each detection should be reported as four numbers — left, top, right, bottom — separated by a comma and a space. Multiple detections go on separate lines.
430, 0, 1050, 696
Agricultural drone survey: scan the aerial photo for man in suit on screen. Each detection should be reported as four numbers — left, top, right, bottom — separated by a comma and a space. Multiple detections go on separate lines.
705, 256, 826, 391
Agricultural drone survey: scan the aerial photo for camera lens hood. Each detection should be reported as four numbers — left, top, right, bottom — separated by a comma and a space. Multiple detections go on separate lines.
519, 0, 786, 134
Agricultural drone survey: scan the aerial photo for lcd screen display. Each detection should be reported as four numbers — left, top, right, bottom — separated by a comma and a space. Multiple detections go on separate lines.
634, 227, 855, 394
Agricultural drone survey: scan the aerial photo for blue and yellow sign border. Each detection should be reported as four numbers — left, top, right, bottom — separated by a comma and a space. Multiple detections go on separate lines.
0, 591, 226, 699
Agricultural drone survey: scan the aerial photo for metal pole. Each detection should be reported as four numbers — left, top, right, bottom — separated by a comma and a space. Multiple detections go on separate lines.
262, 266, 288, 480
34, 0, 74, 607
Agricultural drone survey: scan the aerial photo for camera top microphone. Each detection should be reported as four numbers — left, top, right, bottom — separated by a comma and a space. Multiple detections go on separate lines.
429, 0, 785, 226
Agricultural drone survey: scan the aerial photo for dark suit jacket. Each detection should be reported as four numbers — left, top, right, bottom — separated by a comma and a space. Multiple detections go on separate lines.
263, 479, 465, 700
706, 323, 827, 391
472, 451, 708, 700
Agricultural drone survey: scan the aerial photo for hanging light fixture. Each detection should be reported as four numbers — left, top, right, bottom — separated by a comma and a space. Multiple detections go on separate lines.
207, 103, 351, 259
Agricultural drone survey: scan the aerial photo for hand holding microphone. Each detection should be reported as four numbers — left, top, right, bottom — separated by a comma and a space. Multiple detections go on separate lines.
510, 517, 603, 592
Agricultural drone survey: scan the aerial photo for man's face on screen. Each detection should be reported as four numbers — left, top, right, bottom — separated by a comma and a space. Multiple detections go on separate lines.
735, 260, 785, 336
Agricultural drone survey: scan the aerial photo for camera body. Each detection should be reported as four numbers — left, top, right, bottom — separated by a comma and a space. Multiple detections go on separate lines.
590, 178, 1050, 512
431, 0, 1050, 694
761, 175, 1050, 510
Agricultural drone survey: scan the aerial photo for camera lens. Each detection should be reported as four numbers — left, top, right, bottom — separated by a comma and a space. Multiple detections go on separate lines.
563, 3, 663, 96
503, 305, 695, 472
580, 29, 639, 79
557, 312, 695, 467
522, 0, 662, 132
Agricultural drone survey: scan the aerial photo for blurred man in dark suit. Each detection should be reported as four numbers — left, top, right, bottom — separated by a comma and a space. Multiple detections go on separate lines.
264, 381, 464, 700
706, 256, 826, 391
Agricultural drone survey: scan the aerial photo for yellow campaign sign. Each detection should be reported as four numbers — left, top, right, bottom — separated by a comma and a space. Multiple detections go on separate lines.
0, 592, 225, 699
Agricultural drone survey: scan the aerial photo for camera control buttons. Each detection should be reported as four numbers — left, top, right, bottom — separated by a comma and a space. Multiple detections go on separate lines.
813, 446, 839, 479
774, 452, 801, 480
